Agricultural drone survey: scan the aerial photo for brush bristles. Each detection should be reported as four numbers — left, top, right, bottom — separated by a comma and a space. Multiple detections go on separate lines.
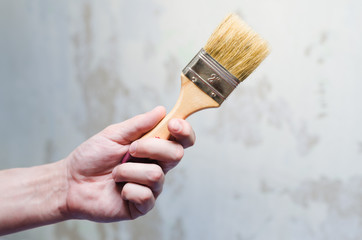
204, 14, 269, 81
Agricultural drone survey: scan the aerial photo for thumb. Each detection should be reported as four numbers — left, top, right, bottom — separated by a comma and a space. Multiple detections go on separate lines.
102, 106, 166, 144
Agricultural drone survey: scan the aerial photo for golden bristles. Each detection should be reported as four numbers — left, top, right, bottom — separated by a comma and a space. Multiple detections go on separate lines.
204, 14, 269, 81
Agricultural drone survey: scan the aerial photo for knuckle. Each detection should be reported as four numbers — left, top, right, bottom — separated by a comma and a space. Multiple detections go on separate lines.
133, 114, 150, 133
115, 165, 128, 179
184, 128, 196, 147
102, 124, 114, 133
146, 165, 164, 185
102, 124, 119, 136
173, 145, 184, 161
121, 183, 132, 197
139, 188, 154, 203
182, 122, 192, 136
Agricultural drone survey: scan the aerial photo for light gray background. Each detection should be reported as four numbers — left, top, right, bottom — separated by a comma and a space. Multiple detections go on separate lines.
1, 0, 362, 239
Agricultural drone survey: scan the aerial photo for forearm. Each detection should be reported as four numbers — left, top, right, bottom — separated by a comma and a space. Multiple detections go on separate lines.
0, 160, 68, 235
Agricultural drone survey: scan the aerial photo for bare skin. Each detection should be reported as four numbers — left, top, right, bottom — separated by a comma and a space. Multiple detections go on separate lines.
0, 106, 195, 235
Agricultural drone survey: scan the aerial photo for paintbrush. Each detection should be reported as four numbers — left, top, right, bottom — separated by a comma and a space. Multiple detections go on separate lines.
122, 13, 269, 163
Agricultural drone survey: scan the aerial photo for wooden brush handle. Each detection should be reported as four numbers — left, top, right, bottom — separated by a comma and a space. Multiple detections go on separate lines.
142, 74, 219, 139
121, 74, 219, 163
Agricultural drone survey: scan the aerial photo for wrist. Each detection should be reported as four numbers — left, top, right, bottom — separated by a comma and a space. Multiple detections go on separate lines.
27, 160, 70, 225
0, 160, 70, 235
53, 159, 71, 221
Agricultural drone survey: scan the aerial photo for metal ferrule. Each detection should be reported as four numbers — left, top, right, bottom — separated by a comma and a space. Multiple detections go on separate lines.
182, 48, 241, 105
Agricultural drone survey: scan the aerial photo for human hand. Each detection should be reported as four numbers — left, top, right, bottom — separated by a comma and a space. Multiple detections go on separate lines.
63, 106, 195, 221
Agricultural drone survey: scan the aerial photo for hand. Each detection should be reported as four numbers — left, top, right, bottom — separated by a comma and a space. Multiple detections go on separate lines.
64, 106, 195, 221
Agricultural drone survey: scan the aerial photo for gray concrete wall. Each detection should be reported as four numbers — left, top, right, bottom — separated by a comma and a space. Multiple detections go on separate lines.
1, 0, 362, 239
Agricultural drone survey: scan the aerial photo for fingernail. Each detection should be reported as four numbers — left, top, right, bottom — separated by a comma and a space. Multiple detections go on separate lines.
129, 141, 138, 154
171, 119, 182, 132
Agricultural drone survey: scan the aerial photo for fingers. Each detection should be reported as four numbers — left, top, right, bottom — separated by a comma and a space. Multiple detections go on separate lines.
121, 183, 155, 219
112, 163, 164, 196
127, 138, 183, 173
102, 106, 166, 144
129, 138, 184, 162
168, 119, 196, 149
127, 119, 195, 160
126, 119, 195, 172
112, 163, 163, 219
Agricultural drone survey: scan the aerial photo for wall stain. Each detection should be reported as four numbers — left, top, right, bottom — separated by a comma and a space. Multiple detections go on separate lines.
289, 177, 362, 228
111, 223, 120, 240
128, 209, 163, 240
260, 176, 362, 238
166, 168, 186, 197
234, 9, 245, 19
317, 80, 328, 119
358, 142, 362, 154
170, 217, 185, 240
163, 54, 180, 93
290, 177, 342, 208
43, 139, 55, 163
320, 32, 328, 45
144, 40, 156, 60
260, 179, 274, 194
233, 192, 242, 200
304, 45, 312, 57
206, 76, 319, 155
72, 2, 128, 137
54, 221, 85, 240
293, 122, 319, 156
96, 223, 107, 240
304, 31, 328, 64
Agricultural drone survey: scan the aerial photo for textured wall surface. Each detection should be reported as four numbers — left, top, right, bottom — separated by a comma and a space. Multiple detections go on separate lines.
1, 0, 362, 239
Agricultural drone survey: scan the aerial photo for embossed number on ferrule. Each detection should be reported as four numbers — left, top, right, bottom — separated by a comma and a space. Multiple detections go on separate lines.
208, 74, 221, 83
182, 49, 241, 105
